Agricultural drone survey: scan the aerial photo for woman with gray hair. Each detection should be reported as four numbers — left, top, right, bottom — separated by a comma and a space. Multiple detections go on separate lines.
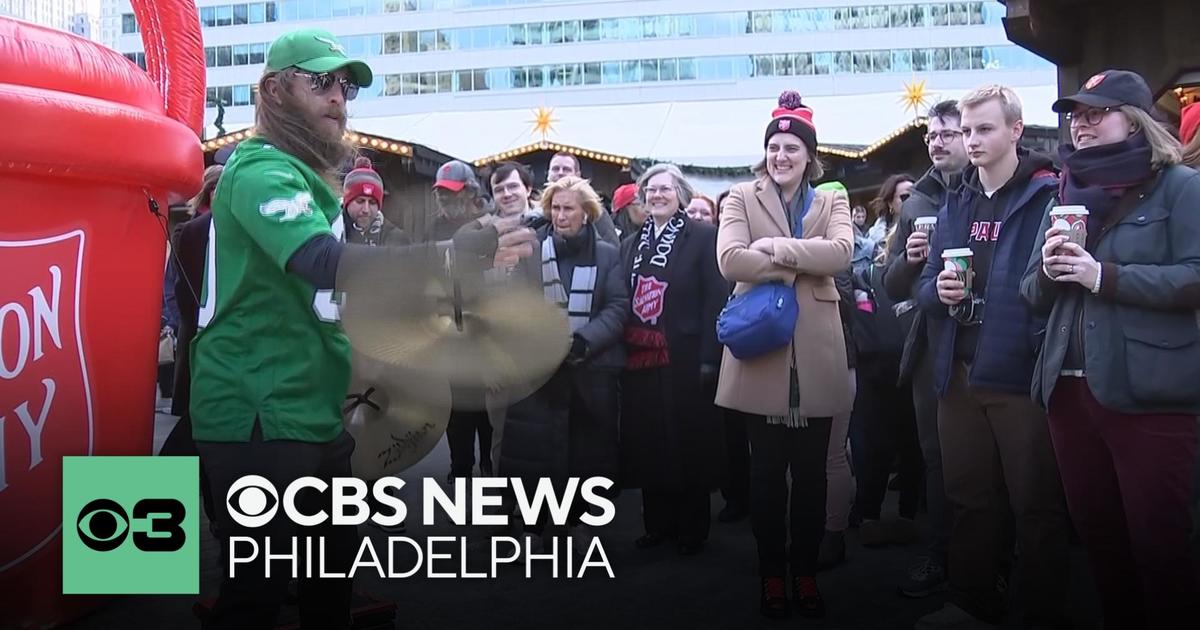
620, 163, 728, 555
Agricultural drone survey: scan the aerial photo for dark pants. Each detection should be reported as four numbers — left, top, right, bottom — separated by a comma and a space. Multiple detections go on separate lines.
157, 362, 176, 399
447, 408, 493, 477
642, 488, 711, 544
197, 426, 358, 630
1047, 377, 1200, 630
849, 362, 921, 520
938, 362, 1069, 625
912, 350, 950, 561
721, 409, 751, 511
741, 412, 831, 577
159, 414, 216, 526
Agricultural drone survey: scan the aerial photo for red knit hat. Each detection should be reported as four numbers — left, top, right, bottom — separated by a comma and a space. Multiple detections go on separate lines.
342, 156, 384, 208
612, 183, 638, 212
1180, 102, 1200, 146
765, 90, 817, 151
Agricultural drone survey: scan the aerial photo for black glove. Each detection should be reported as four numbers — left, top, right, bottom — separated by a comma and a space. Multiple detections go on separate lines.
451, 219, 499, 267
566, 335, 589, 366
700, 362, 719, 390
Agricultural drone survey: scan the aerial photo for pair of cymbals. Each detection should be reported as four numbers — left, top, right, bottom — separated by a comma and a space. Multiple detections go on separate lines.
339, 261, 569, 411
343, 353, 451, 480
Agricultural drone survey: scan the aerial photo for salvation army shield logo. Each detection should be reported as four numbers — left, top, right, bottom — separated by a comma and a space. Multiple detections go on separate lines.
0, 231, 93, 572
632, 275, 668, 325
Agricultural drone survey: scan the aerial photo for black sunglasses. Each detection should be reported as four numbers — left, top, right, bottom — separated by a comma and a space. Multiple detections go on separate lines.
899, 192, 911, 202
293, 70, 359, 101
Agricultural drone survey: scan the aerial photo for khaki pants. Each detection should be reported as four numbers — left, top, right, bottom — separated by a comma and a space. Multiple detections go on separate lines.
937, 362, 1069, 625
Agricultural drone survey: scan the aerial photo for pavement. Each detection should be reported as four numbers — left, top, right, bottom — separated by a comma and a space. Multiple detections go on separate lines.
62, 407, 1113, 630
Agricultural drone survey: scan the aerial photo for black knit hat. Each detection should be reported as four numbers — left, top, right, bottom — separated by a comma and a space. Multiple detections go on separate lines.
765, 90, 817, 152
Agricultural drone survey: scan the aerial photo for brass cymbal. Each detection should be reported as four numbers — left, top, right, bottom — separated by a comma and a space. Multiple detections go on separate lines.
343, 353, 452, 479
340, 276, 569, 405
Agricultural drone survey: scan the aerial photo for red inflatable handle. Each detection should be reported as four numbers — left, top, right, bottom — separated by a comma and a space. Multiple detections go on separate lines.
0, 0, 204, 196
131, 0, 205, 137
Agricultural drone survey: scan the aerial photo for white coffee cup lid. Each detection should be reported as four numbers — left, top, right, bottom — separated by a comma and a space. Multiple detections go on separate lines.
942, 247, 973, 257
1050, 205, 1089, 214
915, 216, 938, 224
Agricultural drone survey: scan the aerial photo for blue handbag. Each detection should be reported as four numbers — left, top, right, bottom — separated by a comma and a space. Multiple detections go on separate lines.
717, 281, 799, 359
716, 185, 814, 360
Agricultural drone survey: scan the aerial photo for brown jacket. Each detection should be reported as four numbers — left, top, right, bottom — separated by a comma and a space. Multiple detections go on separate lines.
715, 177, 854, 418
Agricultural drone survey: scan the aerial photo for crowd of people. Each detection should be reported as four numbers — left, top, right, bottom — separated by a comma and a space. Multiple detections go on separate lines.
154, 26, 1200, 630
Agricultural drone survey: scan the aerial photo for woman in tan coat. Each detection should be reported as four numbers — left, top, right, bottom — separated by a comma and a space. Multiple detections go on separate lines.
716, 91, 853, 620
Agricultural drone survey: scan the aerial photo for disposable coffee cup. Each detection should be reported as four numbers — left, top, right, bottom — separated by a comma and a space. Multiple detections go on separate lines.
914, 216, 937, 257
942, 247, 974, 293
914, 216, 938, 239
1049, 205, 1088, 247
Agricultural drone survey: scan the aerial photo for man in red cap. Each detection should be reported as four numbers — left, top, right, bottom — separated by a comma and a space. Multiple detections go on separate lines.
611, 182, 646, 241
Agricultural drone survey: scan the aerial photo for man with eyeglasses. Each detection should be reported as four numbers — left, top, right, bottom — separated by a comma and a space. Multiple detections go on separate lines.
190, 28, 535, 629
881, 100, 967, 599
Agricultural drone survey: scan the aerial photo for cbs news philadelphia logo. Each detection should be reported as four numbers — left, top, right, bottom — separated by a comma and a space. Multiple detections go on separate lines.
62, 457, 199, 594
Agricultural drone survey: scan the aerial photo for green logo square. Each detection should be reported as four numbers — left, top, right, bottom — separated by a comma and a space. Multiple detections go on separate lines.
62, 456, 199, 594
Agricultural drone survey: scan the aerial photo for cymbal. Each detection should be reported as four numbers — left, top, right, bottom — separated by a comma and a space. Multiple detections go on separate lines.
343, 353, 452, 479
340, 276, 569, 406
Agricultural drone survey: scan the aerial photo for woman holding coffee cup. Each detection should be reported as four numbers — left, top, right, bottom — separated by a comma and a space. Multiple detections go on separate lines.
1021, 69, 1200, 630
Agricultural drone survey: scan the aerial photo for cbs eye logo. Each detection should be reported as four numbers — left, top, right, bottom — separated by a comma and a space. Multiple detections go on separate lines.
76, 497, 187, 552
225, 475, 280, 528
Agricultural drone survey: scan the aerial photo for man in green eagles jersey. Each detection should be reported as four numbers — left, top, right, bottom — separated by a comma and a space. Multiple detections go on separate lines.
190, 28, 534, 629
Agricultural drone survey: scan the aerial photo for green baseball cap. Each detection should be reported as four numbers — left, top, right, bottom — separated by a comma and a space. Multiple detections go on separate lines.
266, 28, 373, 88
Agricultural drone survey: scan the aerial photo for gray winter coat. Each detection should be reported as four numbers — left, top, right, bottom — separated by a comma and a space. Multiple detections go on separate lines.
1021, 165, 1200, 415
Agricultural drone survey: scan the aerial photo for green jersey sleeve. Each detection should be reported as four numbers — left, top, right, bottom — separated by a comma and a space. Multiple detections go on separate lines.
228, 162, 334, 271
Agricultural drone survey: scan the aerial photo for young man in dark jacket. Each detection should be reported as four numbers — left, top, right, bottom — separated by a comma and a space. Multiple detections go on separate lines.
881, 100, 967, 598
914, 86, 1070, 630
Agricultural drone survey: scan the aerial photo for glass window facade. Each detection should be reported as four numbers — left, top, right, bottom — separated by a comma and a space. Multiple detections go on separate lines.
123, 52, 147, 70
207, 42, 1048, 109
186, 2, 1001, 34
372, 45, 1047, 98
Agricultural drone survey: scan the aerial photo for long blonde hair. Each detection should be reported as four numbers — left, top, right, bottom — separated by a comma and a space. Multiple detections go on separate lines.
255, 68, 353, 183
1121, 106, 1182, 170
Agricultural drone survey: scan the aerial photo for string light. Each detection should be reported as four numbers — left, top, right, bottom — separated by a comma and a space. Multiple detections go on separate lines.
200, 127, 414, 157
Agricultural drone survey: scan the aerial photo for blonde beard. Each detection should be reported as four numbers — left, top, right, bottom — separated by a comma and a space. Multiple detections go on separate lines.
255, 72, 352, 181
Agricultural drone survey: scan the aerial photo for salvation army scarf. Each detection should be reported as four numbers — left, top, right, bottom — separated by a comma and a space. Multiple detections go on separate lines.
1059, 131, 1155, 240
542, 225, 597, 333
625, 211, 688, 370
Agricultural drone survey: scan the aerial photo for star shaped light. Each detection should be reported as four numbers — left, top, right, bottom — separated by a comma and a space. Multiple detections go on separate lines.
528, 106, 559, 140
899, 79, 932, 119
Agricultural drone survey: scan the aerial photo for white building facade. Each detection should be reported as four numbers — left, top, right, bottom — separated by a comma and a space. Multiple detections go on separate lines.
111, 0, 1057, 162
1, 0, 89, 31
